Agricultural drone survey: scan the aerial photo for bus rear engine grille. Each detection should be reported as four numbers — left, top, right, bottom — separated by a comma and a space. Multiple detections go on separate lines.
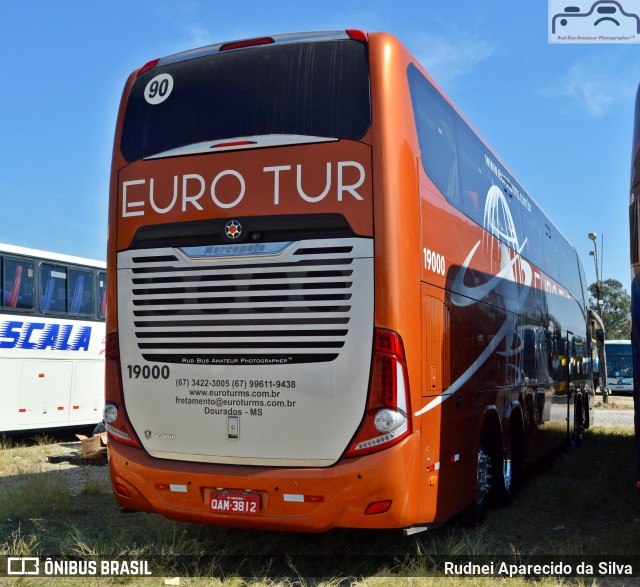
120, 240, 373, 365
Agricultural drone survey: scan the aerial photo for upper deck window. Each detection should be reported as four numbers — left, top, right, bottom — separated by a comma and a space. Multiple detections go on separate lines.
407, 64, 585, 302
121, 40, 371, 162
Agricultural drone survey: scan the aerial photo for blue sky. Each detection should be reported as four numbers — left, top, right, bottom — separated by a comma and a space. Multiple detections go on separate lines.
0, 1, 637, 292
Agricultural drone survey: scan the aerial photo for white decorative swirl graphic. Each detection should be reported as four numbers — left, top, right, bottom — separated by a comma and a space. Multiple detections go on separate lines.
415, 185, 533, 416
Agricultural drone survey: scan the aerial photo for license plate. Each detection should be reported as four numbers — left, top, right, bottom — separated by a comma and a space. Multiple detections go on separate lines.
210, 491, 260, 515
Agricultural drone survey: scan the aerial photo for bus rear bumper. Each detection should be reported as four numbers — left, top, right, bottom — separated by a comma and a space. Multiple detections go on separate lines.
108, 435, 421, 532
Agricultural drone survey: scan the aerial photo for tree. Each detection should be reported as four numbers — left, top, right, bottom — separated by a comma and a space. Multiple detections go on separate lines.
588, 279, 631, 340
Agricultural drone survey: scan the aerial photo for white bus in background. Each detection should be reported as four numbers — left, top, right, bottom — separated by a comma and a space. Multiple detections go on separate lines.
605, 339, 633, 395
0, 243, 106, 432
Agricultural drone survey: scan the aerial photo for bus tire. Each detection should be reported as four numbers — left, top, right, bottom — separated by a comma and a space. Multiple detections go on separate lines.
584, 394, 590, 430
573, 395, 585, 446
458, 425, 500, 526
494, 414, 523, 507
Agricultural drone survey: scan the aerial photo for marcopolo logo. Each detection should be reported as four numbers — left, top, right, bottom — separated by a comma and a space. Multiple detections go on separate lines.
549, 0, 640, 42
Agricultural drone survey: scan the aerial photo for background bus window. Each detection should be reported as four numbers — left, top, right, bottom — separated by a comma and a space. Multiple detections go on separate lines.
69, 268, 95, 317
97, 271, 107, 319
3, 257, 35, 310
606, 342, 633, 378
40, 264, 68, 314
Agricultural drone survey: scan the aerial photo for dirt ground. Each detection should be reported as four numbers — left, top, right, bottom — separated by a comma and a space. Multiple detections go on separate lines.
596, 391, 634, 408
1, 434, 110, 489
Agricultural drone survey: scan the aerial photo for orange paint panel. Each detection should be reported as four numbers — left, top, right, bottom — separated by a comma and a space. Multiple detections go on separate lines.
116, 141, 374, 250
109, 435, 423, 531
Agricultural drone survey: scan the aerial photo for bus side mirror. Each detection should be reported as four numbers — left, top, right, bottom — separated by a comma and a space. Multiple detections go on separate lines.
596, 330, 605, 349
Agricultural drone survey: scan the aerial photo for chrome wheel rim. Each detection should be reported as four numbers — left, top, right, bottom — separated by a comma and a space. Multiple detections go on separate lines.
503, 443, 512, 492
476, 447, 492, 504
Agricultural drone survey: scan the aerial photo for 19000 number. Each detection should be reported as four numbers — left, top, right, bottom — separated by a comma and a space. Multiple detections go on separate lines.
127, 364, 170, 379
423, 248, 446, 276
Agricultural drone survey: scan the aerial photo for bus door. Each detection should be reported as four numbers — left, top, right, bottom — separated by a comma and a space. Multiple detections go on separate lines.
566, 331, 575, 440
531, 322, 564, 457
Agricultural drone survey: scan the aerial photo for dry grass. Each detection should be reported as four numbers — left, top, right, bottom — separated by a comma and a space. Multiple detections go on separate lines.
0, 421, 637, 586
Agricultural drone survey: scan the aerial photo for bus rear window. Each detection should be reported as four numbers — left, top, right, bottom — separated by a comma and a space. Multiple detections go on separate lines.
121, 40, 371, 162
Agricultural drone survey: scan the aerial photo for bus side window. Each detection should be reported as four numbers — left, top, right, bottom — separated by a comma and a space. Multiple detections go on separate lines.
456, 122, 488, 226
69, 268, 95, 317
522, 205, 545, 273
3, 258, 34, 310
408, 66, 460, 206
542, 224, 560, 283
40, 264, 68, 314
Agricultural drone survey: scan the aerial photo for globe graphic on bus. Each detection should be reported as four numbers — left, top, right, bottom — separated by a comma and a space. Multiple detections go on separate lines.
483, 185, 519, 251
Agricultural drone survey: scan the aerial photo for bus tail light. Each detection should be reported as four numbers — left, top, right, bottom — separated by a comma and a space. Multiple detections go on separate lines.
220, 37, 275, 51
346, 30, 368, 42
104, 332, 141, 448
365, 500, 392, 515
113, 483, 132, 498
210, 140, 257, 149
345, 329, 411, 458
137, 58, 159, 76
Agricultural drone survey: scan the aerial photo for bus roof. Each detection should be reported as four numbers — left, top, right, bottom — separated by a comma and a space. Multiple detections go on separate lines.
0, 243, 106, 269
148, 30, 363, 70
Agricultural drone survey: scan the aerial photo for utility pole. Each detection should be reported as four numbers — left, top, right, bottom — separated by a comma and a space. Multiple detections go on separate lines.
589, 232, 607, 403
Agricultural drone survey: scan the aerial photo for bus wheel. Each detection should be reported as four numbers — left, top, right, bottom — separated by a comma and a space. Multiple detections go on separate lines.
573, 398, 585, 446
584, 395, 590, 430
458, 441, 494, 526
494, 420, 522, 507
476, 446, 493, 507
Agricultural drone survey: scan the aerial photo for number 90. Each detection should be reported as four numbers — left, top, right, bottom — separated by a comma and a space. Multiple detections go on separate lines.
144, 73, 174, 105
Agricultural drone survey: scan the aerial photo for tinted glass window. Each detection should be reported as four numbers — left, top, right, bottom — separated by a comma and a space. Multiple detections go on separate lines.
407, 67, 459, 205
456, 123, 491, 226
3, 258, 34, 310
520, 206, 545, 273
407, 64, 586, 300
606, 343, 632, 354
40, 264, 68, 314
69, 268, 95, 316
408, 65, 531, 256
121, 40, 371, 161
542, 224, 559, 284
607, 351, 633, 377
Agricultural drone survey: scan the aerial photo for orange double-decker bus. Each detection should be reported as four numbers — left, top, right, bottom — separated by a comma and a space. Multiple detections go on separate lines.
105, 30, 593, 532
